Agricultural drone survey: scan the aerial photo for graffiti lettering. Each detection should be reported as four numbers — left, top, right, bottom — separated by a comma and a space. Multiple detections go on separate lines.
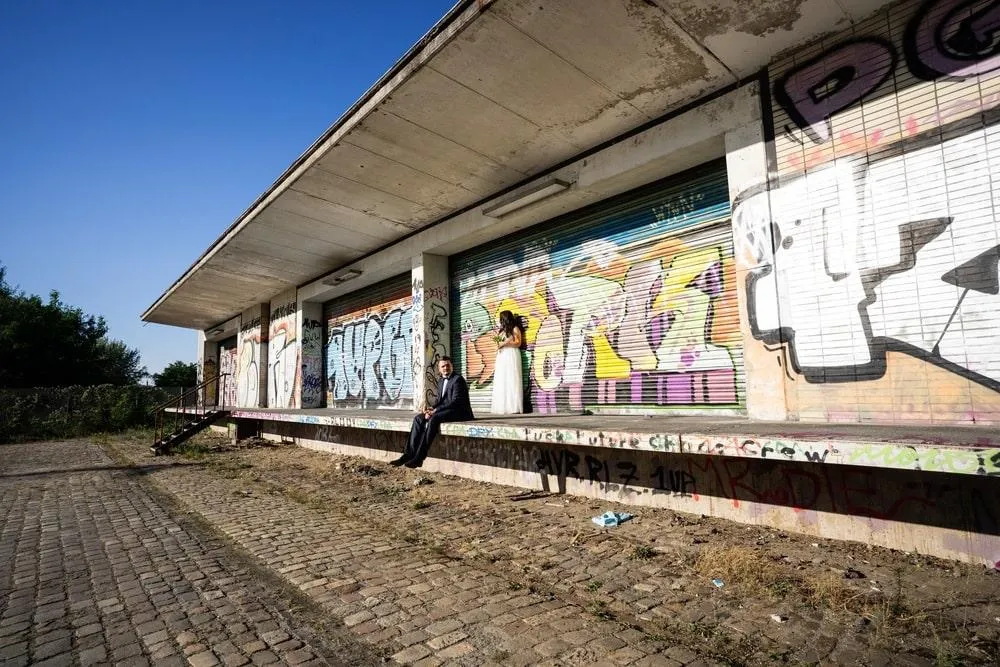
268, 298, 298, 409
301, 319, 323, 408
460, 230, 740, 412
775, 39, 896, 144
777, 0, 1000, 144
327, 307, 413, 407
734, 134, 1000, 393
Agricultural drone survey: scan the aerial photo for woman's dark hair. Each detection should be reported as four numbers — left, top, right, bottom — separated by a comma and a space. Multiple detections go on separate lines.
499, 310, 519, 335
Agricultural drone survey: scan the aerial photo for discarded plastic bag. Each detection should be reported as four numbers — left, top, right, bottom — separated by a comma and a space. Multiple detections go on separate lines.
591, 511, 634, 527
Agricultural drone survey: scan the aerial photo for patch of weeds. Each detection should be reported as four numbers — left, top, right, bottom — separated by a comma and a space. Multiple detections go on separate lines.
508, 581, 523, 591
588, 600, 616, 621
629, 544, 656, 561
539, 560, 557, 570
586, 580, 604, 592
175, 441, 211, 460
767, 578, 795, 599
412, 500, 434, 510
805, 571, 870, 612
706, 631, 763, 666
693, 545, 791, 597
933, 642, 964, 667
281, 487, 325, 510
91, 432, 111, 445
889, 564, 907, 618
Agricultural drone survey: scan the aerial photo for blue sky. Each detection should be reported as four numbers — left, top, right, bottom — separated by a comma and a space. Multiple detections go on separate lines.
0, 0, 456, 376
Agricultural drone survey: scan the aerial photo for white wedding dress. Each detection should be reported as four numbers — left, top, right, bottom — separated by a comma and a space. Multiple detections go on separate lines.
491, 342, 523, 414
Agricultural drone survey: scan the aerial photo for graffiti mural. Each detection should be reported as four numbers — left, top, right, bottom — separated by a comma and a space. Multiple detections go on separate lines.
218, 340, 238, 408
237, 317, 261, 408
743, 0, 1000, 423
454, 174, 742, 414
301, 318, 323, 408
201, 357, 218, 407
268, 297, 298, 409
327, 298, 413, 408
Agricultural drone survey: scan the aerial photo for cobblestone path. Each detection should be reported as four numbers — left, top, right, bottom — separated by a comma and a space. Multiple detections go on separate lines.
0, 440, 381, 667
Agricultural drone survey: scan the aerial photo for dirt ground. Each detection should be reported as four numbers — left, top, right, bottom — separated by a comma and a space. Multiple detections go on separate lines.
118, 431, 1000, 666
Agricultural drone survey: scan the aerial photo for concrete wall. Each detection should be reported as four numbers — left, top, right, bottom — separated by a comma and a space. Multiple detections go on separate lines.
733, 0, 1000, 424
257, 420, 1000, 566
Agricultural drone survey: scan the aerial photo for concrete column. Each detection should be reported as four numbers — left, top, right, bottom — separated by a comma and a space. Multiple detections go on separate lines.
299, 300, 324, 408
411, 254, 450, 410
725, 107, 788, 421
197, 331, 219, 408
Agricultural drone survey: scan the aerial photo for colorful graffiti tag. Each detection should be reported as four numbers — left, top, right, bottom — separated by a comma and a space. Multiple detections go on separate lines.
735, 0, 1000, 423
301, 318, 323, 408
219, 341, 238, 409
327, 300, 413, 408
268, 298, 298, 409
237, 317, 261, 408
456, 203, 742, 413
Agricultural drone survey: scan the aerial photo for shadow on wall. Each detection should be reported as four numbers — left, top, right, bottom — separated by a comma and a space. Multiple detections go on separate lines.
269, 421, 999, 562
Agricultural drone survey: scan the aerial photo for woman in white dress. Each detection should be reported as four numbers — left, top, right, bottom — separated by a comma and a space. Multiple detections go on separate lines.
491, 310, 524, 414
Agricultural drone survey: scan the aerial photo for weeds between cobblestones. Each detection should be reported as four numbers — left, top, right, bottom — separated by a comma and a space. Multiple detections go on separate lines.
0, 435, 383, 667
107, 431, 1000, 666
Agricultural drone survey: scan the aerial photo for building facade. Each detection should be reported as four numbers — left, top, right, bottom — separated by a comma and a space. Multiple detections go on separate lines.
145, 0, 1000, 562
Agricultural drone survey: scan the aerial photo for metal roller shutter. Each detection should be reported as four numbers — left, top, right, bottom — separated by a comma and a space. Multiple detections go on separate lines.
323, 274, 414, 409
217, 337, 238, 408
451, 159, 743, 415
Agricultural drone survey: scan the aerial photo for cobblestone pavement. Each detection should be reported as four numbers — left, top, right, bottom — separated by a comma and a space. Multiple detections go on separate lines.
0, 439, 382, 667
104, 433, 1000, 666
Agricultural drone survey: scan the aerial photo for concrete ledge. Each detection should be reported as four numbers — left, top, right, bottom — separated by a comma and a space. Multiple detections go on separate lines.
228, 408, 1000, 477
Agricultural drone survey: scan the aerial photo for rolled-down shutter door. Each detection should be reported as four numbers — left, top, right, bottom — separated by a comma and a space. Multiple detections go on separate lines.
323, 274, 413, 409
450, 159, 743, 415
217, 337, 238, 408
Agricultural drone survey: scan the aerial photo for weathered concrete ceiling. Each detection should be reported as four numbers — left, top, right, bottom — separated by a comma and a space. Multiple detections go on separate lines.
143, 0, 893, 330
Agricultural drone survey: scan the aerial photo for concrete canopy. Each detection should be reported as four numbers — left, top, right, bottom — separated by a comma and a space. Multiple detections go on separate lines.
143, 0, 892, 331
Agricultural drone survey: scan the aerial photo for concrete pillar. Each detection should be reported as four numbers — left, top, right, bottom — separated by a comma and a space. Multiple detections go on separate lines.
725, 106, 788, 421
411, 254, 450, 410
197, 331, 219, 408
299, 300, 324, 408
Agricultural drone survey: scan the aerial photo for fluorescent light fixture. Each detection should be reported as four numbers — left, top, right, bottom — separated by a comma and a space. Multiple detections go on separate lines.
209, 327, 225, 335
321, 268, 363, 286
482, 178, 572, 218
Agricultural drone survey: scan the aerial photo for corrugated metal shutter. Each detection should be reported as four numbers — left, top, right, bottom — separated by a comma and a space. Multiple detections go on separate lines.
451, 159, 743, 415
323, 274, 414, 409
217, 337, 238, 408
760, 0, 1000, 424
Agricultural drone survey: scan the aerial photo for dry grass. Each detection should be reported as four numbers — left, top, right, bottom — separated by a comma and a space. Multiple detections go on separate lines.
804, 570, 870, 611
693, 545, 793, 598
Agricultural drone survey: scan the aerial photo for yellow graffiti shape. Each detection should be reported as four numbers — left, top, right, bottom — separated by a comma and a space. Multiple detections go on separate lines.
651, 247, 734, 373
495, 292, 549, 346
533, 314, 565, 391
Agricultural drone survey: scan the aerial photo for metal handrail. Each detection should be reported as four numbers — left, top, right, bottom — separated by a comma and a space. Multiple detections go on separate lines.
153, 373, 230, 446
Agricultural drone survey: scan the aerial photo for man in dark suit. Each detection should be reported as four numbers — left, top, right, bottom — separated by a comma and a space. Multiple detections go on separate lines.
391, 356, 473, 468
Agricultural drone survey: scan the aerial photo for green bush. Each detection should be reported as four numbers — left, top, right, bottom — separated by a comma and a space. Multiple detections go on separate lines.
0, 385, 177, 443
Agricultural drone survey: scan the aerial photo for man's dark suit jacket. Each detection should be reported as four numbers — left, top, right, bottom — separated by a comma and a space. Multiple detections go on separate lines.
432, 374, 474, 420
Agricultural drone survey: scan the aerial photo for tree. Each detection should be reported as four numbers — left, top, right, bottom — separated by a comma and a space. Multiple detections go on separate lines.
0, 264, 147, 387
153, 361, 198, 388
